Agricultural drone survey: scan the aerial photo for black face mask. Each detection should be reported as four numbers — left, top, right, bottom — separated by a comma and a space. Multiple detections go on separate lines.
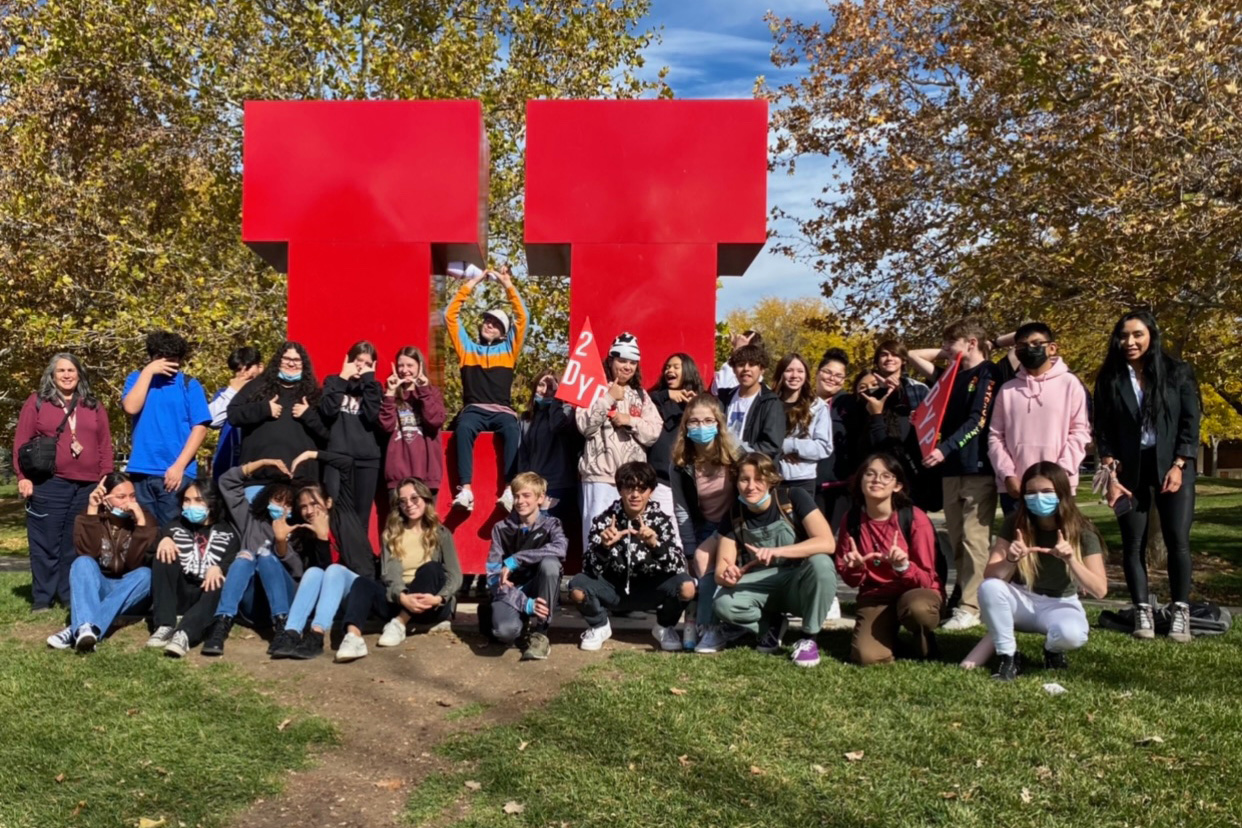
863, 387, 888, 401
1016, 344, 1049, 371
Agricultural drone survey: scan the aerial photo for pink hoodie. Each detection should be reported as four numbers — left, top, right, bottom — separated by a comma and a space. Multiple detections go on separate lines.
987, 358, 1091, 489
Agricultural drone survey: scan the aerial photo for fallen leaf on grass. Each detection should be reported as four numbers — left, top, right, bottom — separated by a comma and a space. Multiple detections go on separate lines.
126, 708, 140, 717
464, 780, 482, 792
436, 699, 453, 708
1035, 766, 1053, 781
71, 801, 86, 817
811, 764, 828, 775
941, 791, 958, 800
374, 779, 403, 791
669, 687, 687, 696
502, 801, 525, 815
54, 773, 66, 783
678, 755, 692, 767
844, 751, 865, 762
749, 765, 766, 776
276, 718, 292, 732
1135, 735, 1165, 747
136, 819, 166, 828
1021, 787, 1032, 804
517, 741, 529, 752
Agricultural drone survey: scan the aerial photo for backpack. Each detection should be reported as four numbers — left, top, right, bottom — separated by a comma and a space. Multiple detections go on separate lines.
843, 501, 951, 589
1097, 602, 1233, 637
729, 489, 803, 568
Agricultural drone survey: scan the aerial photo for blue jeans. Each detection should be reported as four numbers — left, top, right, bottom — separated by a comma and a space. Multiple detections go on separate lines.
131, 473, 189, 528
285, 564, 359, 632
215, 552, 295, 623
689, 520, 721, 630
69, 557, 152, 636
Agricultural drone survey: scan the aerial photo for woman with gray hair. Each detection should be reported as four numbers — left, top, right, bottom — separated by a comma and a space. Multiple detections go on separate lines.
12, 353, 114, 610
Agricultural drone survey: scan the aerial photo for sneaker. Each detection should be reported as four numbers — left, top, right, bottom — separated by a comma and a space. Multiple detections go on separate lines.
721, 624, 752, 647
421, 619, 453, 634
790, 638, 821, 668
74, 623, 97, 653
377, 618, 408, 647
47, 626, 74, 650
452, 488, 475, 512
1132, 603, 1155, 640
1043, 648, 1068, 670
694, 625, 725, 654
201, 615, 234, 657
164, 630, 190, 658
651, 624, 682, 652
269, 628, 302, 659
941, 608, 982, 631
757, 617, 789, 654
288, 628, 324, 660
579, 622, 612, 651
826, 596, 842, 619
1168, 601, 1192, 643
334, 632, 369, 663
146, 626, 176, 648
499, 487, 514, 512
522, 631, 551, 661
992, 652, 1021, 681
682, 622, 698, 651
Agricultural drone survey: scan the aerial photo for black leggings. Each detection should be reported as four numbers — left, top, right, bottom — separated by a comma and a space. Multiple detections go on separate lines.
341, 560, 452, 629
1117, 448, 1195, 605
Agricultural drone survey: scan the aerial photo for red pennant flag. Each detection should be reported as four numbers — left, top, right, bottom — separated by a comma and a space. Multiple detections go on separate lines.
913, 352, 962, 459
556, 317, 610, 409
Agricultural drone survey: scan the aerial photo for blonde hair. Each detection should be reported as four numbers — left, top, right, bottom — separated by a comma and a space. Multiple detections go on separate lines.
672, 396, 741, 470
510, 471, 548, 498
1012, 462, 1105, 587
383, 478, 442, 557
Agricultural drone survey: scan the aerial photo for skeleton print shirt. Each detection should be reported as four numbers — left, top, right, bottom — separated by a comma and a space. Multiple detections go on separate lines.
160, 519, 240, 581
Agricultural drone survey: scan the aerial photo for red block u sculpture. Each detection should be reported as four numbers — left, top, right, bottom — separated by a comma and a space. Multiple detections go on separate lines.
524, 100, 769, 379
242, 101, 502, 568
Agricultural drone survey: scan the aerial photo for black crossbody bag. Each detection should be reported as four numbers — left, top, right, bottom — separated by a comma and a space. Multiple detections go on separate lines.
17, 397, 78, 482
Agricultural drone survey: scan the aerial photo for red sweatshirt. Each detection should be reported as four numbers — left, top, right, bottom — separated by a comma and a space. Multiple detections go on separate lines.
13, 394, 114, 483
835, 507, 941, 599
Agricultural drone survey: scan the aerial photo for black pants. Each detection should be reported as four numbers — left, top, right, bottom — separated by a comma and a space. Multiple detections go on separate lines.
151, 559, 222, 643
325, 460, 381, 526
780, 479, 817, 498
1118, 448, 1195, 605
25, 476, 93, 608
341, 560, 452, 629
568, 571, 693, 628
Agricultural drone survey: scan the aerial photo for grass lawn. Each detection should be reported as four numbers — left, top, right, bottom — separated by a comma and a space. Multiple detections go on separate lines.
0, 572, 335, 828
407, 623, 1242, 828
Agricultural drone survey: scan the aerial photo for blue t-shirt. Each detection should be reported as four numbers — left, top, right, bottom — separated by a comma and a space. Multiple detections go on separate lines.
122, 371, 212, 478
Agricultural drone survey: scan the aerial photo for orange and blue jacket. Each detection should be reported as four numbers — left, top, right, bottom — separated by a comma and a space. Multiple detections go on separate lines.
445, 282, 527, 408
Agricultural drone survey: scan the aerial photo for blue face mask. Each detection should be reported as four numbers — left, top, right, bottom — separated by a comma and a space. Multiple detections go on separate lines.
687, 425, 718, 445
1024, 493, 1059, 517
109, 506, 130, 519
278, 370, 302, 383
535, 394, 555, 407
739, 491, 771, 510
267, 504, 289, 521
182, 505, 209, 524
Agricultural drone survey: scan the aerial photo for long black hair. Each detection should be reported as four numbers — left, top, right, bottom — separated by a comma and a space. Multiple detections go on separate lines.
239, 340, 321, 405
651, 352, 705, 395
179, 479, 224, 526
1097, 310, 1181, 428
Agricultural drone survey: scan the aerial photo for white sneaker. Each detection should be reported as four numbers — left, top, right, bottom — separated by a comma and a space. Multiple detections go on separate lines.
499, 487, 515, 512
377, 618, 407, 647
579, 621, 612, 651
652, 624, 682, 652
941, 608, 982, 631
164, 630, 190, 658
421, 619, 452, 634
826, 596, 842, 619
74, 623, 97, 652
694, 625, 725, 654
146, 626, 176, 648
47, 626, 74, 650
334, 632, 369, 663
452, 488, 475, 512
682, 623, 698, 651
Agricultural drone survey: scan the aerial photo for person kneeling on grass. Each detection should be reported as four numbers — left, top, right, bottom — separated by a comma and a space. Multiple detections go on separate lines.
146, 482, 239, 657
267, 450, 380, 661
48, 473, 158, 652
481, 472, 566, 661
569, 462, 694, 652
979, 461, 1108, 681
712, 452, 837, 668
836, 453, 943, 666
333, 477, 462, 663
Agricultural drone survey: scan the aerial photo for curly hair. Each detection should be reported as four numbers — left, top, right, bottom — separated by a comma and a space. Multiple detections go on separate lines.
238, 341, 321, 406
145, 331, 191, 361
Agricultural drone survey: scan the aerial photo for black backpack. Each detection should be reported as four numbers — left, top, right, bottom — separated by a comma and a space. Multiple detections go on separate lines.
843, 501, 951, 588
1097, 602, 1233, 637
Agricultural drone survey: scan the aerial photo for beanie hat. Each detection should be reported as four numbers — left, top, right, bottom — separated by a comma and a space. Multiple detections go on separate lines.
609, 332, 641, 362
482, 309, 510, 335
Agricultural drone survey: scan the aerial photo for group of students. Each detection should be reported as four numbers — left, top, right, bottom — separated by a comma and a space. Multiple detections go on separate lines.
13, 265, 1201, 677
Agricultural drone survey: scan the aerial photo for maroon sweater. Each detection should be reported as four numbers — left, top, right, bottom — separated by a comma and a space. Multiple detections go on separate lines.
13, 394, 114, 483
378, 386, 447, 489
835, 507, 942, 600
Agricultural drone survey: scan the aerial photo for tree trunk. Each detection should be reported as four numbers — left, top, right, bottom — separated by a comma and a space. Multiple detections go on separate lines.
1211, 436, 1220, 477
1147, 506, 1167, 571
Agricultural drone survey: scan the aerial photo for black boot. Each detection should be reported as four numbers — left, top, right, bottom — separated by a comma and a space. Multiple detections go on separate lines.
288, 628, 324, 660
269, 627, 302, 658
1043, 649, 1069, 670
991, 652, 1021, 681
201, 615, 234, 657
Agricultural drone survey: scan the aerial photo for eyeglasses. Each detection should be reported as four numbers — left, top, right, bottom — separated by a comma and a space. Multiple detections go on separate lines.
397, 495, 424, 506
280, 356, 303, 366
686, 419, 715, 427
861, 471, 896, 483
619, 485, 650, 494
819, 371, 846, 381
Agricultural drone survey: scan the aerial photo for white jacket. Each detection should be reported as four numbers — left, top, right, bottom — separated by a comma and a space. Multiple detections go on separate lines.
779, 397, 833, 482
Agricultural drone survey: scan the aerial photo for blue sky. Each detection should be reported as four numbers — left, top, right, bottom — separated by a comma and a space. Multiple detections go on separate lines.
636, 0, 834, 315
